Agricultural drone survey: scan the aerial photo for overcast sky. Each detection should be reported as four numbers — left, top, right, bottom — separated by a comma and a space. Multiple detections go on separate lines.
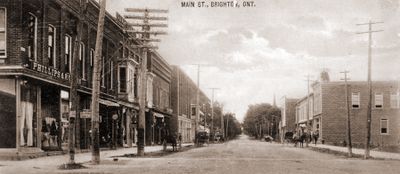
107, 0, 400, 122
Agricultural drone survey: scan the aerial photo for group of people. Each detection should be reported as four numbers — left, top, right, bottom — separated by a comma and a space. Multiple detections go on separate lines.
288, 130, 319, 147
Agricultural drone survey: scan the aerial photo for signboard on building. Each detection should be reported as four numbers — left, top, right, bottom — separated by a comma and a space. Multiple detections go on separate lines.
29, 60, 70, 81
80, 110, 91, 119
69, 110, 76, 118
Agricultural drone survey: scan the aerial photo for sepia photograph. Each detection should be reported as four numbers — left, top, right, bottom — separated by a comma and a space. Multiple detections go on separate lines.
0, 0, 399, 173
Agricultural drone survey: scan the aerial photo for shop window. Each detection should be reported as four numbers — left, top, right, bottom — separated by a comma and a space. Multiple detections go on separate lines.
20, 85, 38, 147
374, 93, 383, 108
0, 8, 6, 58
48, 25, 56, 67
380, 119, 388, 134
27, 13, 37, 61
119, 66, 126, 93
64, 35, 72, 72
351, 92, 360, 108
79, 43, 86, 80
390, 93, 399, 109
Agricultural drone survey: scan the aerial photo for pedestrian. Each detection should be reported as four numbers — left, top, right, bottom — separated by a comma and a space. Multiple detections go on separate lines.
178, 133, 182, 148
293, 131, 299, 147
313, 130, 319, 146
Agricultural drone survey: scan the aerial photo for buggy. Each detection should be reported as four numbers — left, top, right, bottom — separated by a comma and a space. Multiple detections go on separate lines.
195, 130, 209, 146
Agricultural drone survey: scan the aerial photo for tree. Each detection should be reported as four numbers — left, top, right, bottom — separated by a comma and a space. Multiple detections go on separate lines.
243, 103, 281, 140
224, 113, 242, 140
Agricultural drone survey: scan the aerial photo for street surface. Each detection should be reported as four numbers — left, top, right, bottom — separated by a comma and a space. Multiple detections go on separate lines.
1, 134, 400, 174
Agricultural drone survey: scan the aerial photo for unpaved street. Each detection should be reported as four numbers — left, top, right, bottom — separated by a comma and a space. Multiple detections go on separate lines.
1, 134, 400, 174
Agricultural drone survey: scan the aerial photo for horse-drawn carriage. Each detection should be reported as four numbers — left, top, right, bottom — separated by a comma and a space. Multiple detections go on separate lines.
195, 130, 209, 146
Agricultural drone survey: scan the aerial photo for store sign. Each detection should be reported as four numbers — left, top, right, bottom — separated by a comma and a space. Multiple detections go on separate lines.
30, 60, 70, 81
115, 12, 129, 29
80, 110, 91, 119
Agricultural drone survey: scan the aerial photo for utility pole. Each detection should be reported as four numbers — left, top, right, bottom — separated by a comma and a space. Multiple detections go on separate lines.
340, 70, 352, 157
124, 8, 168, 156
225, 114, 229, 140
196, 64, 200, 144
209, 87, 220, 143
66, 0, 86, 166
90, 0, 106, 165
305, 74, 312, 147
356, 20, 383, 159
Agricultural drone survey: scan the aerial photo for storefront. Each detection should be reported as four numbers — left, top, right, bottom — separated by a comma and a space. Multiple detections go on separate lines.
98, 98, 120, 148
145, 110, 172, 145
0, 76, 69, 153
118, 103, 139, 148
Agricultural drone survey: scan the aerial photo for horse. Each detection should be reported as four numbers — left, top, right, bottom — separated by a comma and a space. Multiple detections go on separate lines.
293, 133, 307, 148
163, 134, 178, 152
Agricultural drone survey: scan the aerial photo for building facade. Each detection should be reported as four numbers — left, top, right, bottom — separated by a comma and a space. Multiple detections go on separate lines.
170, 66, 211, 143
314, 81, 400, 147
0, 0, 143, 156
145, 51, 173, 145
293, 79, 400, 147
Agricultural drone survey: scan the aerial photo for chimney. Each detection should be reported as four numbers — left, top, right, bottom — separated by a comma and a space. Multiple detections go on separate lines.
320, 69, 330, 82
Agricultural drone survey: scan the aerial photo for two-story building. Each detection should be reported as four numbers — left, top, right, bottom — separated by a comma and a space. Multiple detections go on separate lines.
312, 80, 400, 147
0, 0, 142, 157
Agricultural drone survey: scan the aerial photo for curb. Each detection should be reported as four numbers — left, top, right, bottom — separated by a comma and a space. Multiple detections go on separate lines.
308, 146, 400, 161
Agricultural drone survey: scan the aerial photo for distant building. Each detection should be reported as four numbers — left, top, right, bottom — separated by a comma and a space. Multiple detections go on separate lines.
279, 96, 299, 140
295, 93, 314, 134
295, 80, 400, 147
170, 66, 211, 143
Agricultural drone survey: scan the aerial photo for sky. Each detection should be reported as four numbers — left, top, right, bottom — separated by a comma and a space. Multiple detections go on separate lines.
107, 0, 400, 122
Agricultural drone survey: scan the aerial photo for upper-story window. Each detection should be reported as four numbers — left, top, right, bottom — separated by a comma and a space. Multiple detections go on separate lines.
390, 93, 399, 109
110, 61, 113, 89
90, 48, 94, 67
79, 42, 86, 80
118, 66, 127, 93
101, 56, 105, 87
48, 25, 56, 67
28, 13, 37, 61
129, 68, 134, 94
374, 93, 383, 109
351, 92, 360, 109
0, 8, 6, 58
64, 35, 72, 72
134, 72, 138, 98
191, 104, 196, 117
380, 118, 388, 134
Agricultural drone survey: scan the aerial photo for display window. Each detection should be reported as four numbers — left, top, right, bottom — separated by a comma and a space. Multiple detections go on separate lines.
20, 84, 38, 147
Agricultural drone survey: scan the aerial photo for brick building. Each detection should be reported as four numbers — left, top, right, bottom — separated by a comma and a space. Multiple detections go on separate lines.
145, 51, 173, 145
294, 79, 400, 147
170, 65, 211, 143
0, 0, 143, 156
